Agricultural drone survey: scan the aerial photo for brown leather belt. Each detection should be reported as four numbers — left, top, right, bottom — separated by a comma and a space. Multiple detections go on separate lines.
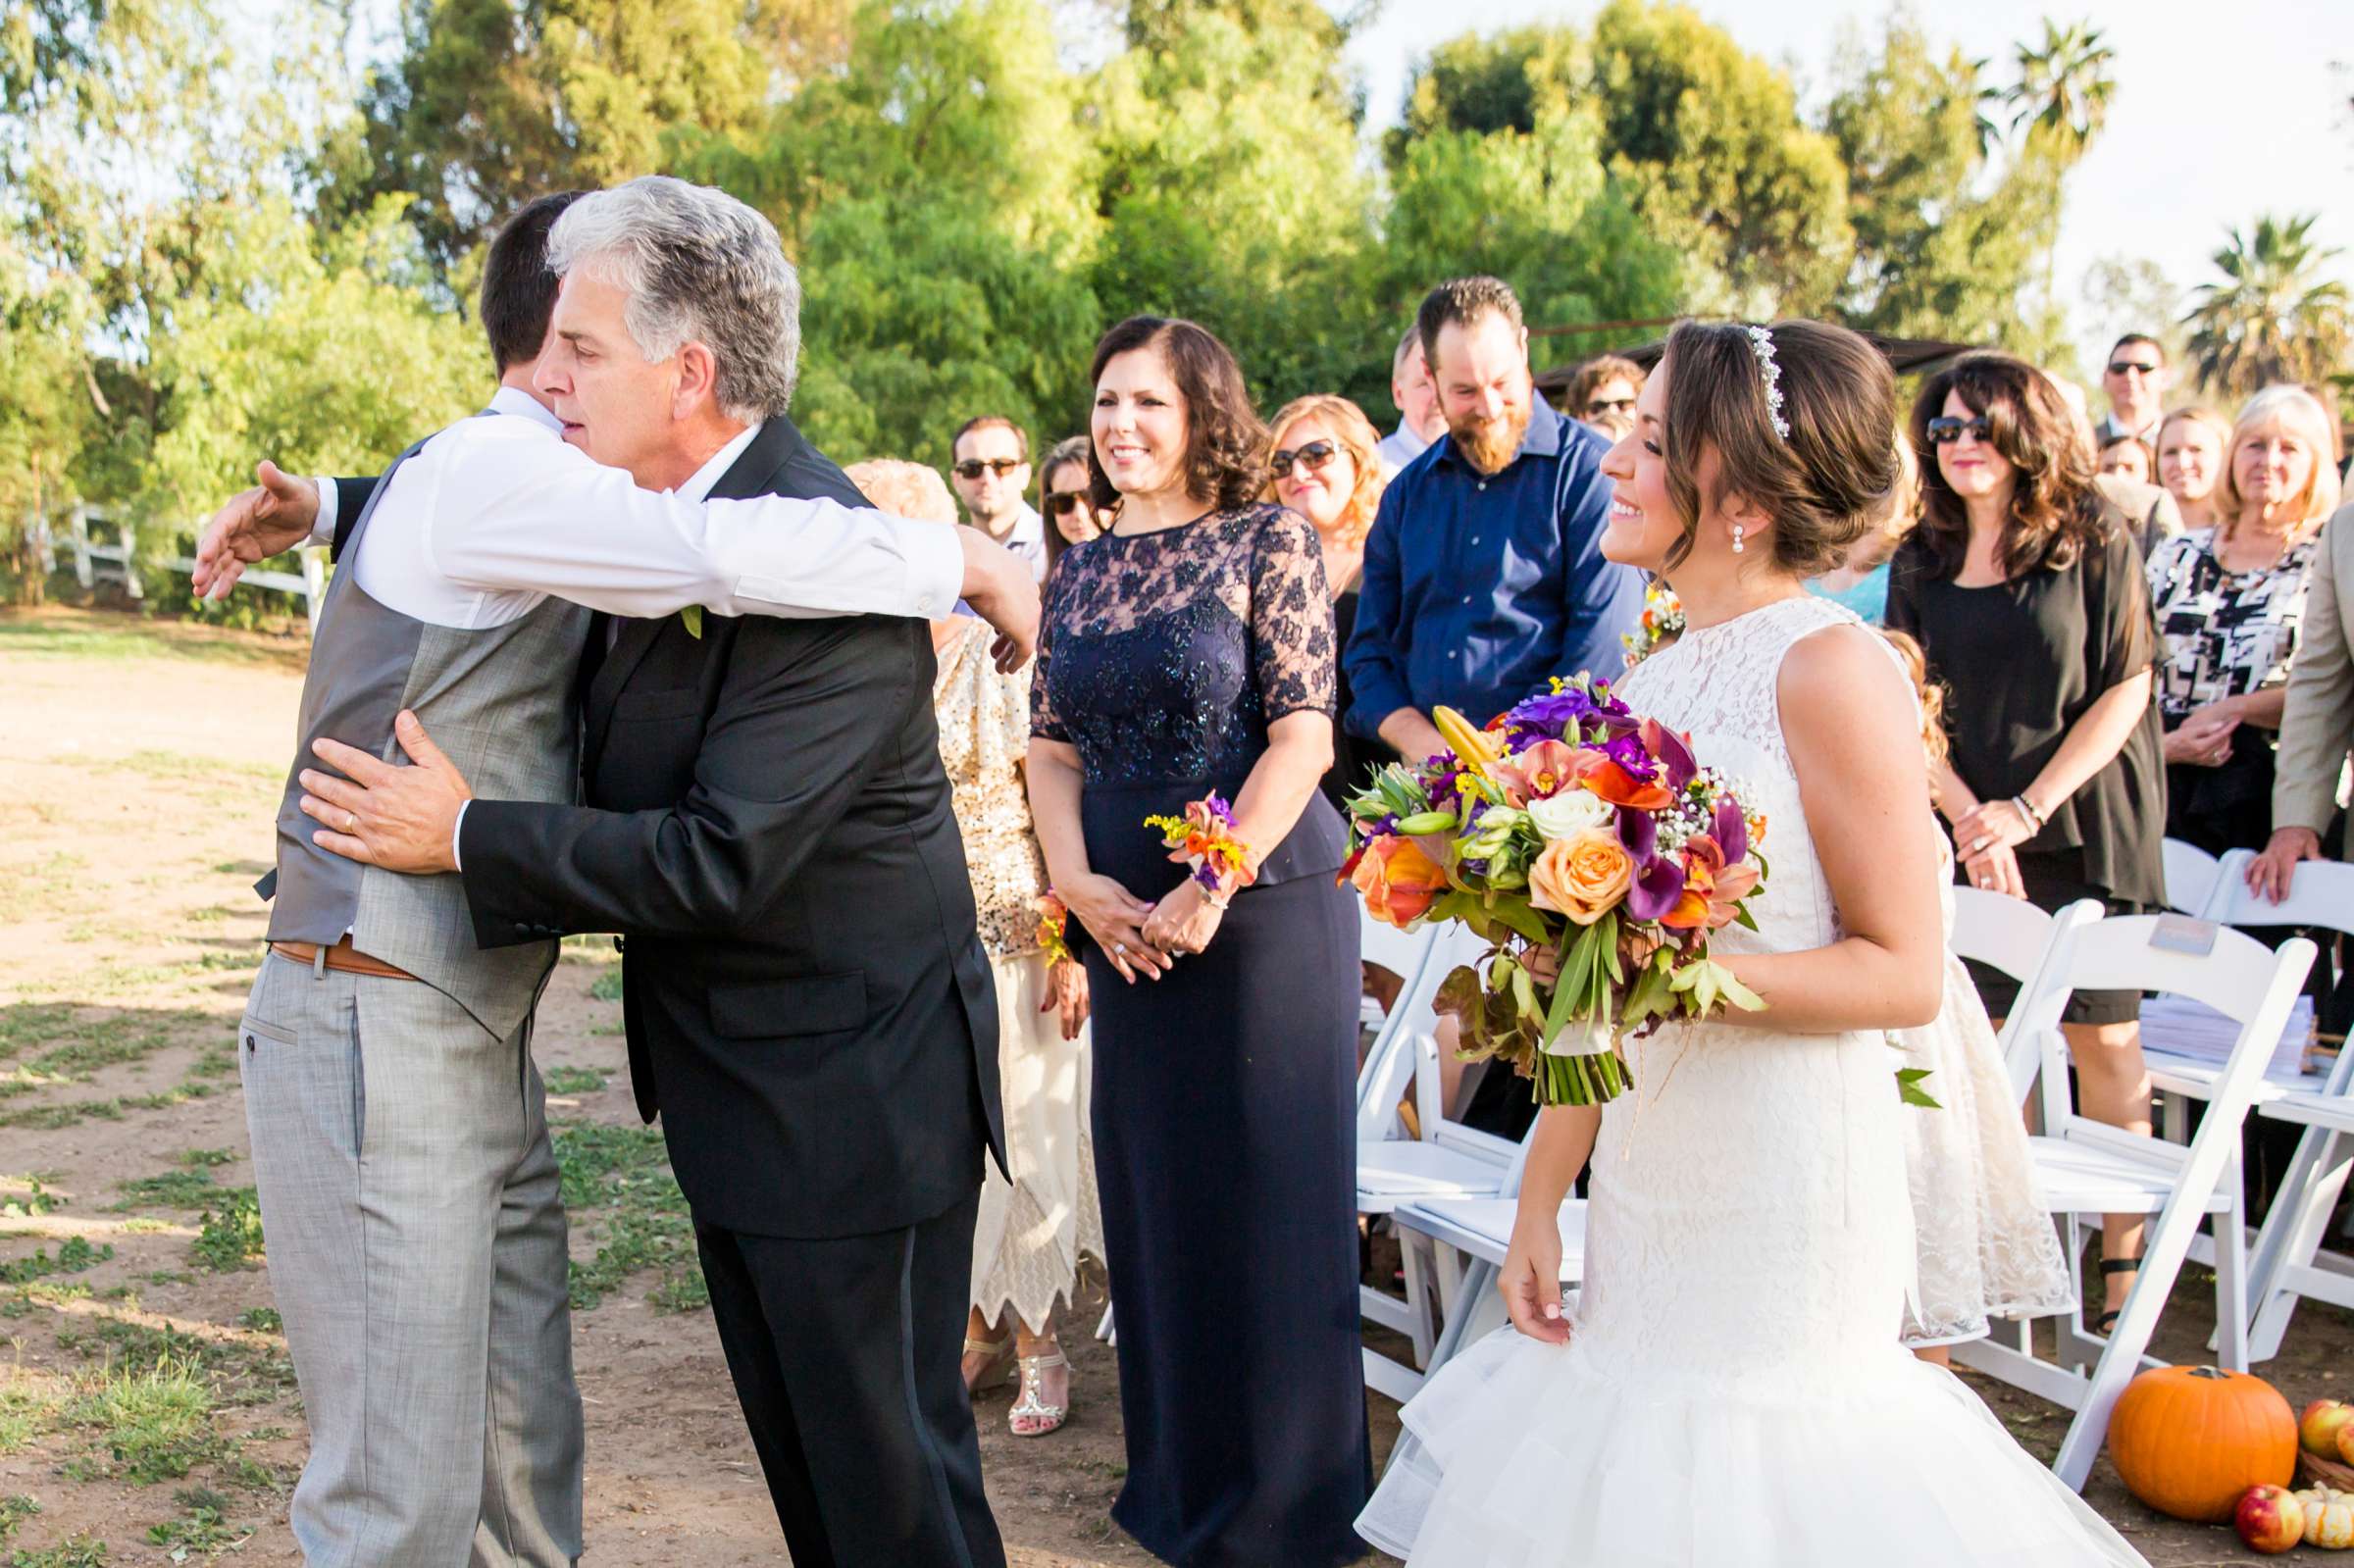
270, 937, 420, 982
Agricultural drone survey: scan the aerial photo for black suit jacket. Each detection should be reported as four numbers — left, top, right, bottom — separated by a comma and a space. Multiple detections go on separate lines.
451, 417, 1005, 1239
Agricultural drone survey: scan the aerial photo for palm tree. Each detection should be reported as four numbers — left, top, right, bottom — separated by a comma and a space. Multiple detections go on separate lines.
2004, 20, 2116, 151
2003, 19, 2116, 324
2183, 214, 2353, 398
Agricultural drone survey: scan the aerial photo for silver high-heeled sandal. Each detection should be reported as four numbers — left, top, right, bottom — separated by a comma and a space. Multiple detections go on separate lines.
1008, 1347, 1070, 1438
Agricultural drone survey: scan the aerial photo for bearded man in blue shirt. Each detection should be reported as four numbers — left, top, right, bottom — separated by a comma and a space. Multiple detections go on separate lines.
1345, 276, 1643, 766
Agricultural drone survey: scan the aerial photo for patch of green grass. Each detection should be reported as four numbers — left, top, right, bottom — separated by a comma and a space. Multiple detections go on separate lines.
66, 1357, 213, 1486
0, 1102, 124, 1133
0, 1495, 39, 1543
552, 1123, 702, 1313
0, 1183, 60, 1220
0, 1374, 64, 1454
0, 1239, 114, 1288
189, 1192, 261, 1274
8, 1532, 109, 1567
144, 1486, 250, 1560
542, 1065, 606, 1094
233, 1307, 279, 1335
0, 854, 92, 918
177, 1150, 233, 1170
111, 1170, 217, 1213
588, 969, 624, 1002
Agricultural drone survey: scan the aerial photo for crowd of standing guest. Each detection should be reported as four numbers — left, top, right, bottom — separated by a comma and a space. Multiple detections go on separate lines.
871, 290, 2352, 1567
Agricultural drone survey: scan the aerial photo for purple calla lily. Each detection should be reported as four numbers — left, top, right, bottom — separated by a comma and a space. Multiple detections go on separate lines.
1642, 719, 1698, 792
1625, 852, 1686, 923
1615, 804, 1657, 860
1713, 794, 1749, 865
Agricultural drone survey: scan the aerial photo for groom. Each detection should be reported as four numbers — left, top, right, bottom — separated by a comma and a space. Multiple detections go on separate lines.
295, 177, 1010, 1568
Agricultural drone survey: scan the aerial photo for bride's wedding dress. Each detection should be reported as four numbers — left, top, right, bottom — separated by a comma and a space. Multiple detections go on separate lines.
1357, 595, 2147, 1566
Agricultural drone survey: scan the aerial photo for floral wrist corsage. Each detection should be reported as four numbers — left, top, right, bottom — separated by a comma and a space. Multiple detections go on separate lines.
1144, 792, 1255, 908
1037, 891, 1076, 966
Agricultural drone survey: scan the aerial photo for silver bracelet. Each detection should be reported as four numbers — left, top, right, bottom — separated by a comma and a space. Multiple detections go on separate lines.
2013, 794, 2048, 832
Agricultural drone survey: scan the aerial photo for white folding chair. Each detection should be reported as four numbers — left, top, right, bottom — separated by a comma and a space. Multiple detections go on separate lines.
1948, 888, 2102, 1107
1385, 1123, 1585, 1389
1356, 917, 1438, 1142
2161, 835, 2225, 917
2139, 851, 2327, 1137
1356, 924, 1520, 1399
2222, 859, 2354, 1361
1952, 915, 2315, 1491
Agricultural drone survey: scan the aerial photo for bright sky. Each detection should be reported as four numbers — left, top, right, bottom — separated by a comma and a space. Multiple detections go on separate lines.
1344, 0, 2352, 365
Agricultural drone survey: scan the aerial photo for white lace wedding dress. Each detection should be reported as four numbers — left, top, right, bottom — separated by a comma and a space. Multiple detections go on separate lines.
1356, 595, 2147, 1567
1898, 837, 2076, 1347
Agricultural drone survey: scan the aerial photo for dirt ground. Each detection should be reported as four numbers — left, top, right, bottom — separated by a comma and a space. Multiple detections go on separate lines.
2, 603, 2349, 1568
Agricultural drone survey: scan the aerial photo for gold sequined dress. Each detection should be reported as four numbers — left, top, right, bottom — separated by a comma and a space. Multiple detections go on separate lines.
934, 617, 1104, 1333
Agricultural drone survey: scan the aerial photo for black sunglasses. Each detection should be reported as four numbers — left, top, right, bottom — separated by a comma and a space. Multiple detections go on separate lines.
1584, 396, 1637, 417
1925, 415, 1993, 445
953, 458, 1022, 481
1046, 489, 1090, 518
2107, 361, 2161, 378
1269, 439, 1339, 479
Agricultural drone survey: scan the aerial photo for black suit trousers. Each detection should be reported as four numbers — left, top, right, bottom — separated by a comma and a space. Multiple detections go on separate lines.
694, 1185, 1005, 1568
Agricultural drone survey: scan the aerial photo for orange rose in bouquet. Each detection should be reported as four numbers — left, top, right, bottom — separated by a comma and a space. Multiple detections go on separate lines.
1528, 830, 1634, 926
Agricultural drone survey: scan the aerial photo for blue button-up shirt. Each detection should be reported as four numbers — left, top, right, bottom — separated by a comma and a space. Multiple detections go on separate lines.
1345, 398, 1643, 739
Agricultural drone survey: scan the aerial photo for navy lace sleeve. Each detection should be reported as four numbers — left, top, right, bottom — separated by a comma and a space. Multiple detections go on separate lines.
1250, 507, 1337, 724
1030, 554, 1075, 744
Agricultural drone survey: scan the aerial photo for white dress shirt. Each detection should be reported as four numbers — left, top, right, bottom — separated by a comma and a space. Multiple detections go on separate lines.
309, 386, 963, 869
310, 385, 962, 629
999, 501, 1049, 583
1376, 422, 1430, 476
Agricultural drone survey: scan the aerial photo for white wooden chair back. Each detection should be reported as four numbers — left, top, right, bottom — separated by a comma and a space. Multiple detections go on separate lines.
1406, 923, 1524, 1166
2204, 853, 2354, 937
2023, 917, 2308, 1143
1358, 904, 1432, 985
2161, 836, 2226, 916
1355, 921, 1438, 1140
1949, 890, 2101, 1106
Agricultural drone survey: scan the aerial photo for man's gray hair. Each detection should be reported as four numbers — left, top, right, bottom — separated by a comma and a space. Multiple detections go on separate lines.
1393, 324, 1423, 377
546, 176, 799, 421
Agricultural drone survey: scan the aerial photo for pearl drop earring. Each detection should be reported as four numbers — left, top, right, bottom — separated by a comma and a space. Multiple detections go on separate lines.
1732, 524, 1746, 555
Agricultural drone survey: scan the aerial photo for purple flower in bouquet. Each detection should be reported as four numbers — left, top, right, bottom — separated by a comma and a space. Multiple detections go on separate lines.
1502, 682, 1637, 750
1600, 730, 1658, 782
1626, 853, 1687, 924
1642, 719, 1699, 792
1712, 794, 1750, 865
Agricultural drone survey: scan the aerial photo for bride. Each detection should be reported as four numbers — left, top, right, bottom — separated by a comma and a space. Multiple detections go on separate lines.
1356, 320, 2148, 1566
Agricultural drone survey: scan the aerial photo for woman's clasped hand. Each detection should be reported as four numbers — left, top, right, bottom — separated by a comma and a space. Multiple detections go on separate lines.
1055, 871, 1172, 982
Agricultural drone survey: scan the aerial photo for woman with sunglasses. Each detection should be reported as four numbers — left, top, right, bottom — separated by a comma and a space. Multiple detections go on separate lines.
1260, 394, 1389, 811
1887, 350, 2168, 1336
1038, 433, 1105, 580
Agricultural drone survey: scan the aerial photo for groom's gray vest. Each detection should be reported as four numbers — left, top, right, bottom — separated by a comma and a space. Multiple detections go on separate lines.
264, 413, 591, 1037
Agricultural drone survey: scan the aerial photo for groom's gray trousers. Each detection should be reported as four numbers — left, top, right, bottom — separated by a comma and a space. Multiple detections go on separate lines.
239, 950, 584, 1567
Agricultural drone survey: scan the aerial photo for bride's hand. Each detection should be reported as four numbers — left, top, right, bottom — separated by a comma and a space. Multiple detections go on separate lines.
1499, 1210, 1569, 1345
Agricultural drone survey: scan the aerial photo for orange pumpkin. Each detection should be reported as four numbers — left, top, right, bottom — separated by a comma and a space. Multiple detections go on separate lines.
2107, 1365, 2298, 1522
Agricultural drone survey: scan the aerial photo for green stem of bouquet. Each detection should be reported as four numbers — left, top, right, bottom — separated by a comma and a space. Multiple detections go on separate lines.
1535, 1046, 1630, 1107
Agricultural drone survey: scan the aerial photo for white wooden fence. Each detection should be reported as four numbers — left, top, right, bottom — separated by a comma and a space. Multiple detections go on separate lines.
26, 505, 328, 629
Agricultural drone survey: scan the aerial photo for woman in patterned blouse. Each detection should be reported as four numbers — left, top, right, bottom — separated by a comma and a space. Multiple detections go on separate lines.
2147, 385, 2343, 853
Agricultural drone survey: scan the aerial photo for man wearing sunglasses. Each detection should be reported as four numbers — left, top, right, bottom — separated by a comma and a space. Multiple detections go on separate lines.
2094, 333, 2172, 450
949, 415, 1048, 582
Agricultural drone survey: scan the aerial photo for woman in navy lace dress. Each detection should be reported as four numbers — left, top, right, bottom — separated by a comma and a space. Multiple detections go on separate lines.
1026, 316, 1369, 1567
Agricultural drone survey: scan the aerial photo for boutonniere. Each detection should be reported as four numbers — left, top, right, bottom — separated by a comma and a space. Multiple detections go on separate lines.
679, 606, 703, 639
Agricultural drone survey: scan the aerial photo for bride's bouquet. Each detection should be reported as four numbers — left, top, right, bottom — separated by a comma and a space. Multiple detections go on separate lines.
1342, 676, 1770, 1106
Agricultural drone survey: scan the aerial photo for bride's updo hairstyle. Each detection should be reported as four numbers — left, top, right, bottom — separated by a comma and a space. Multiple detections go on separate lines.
1657, 319, 1899, 577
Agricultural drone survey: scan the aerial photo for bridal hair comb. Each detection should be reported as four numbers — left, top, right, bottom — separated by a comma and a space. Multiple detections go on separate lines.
1741, 325, 1792, 442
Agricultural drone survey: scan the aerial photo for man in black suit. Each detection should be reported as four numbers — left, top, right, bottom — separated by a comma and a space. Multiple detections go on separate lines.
301, 177, 1010, 1567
